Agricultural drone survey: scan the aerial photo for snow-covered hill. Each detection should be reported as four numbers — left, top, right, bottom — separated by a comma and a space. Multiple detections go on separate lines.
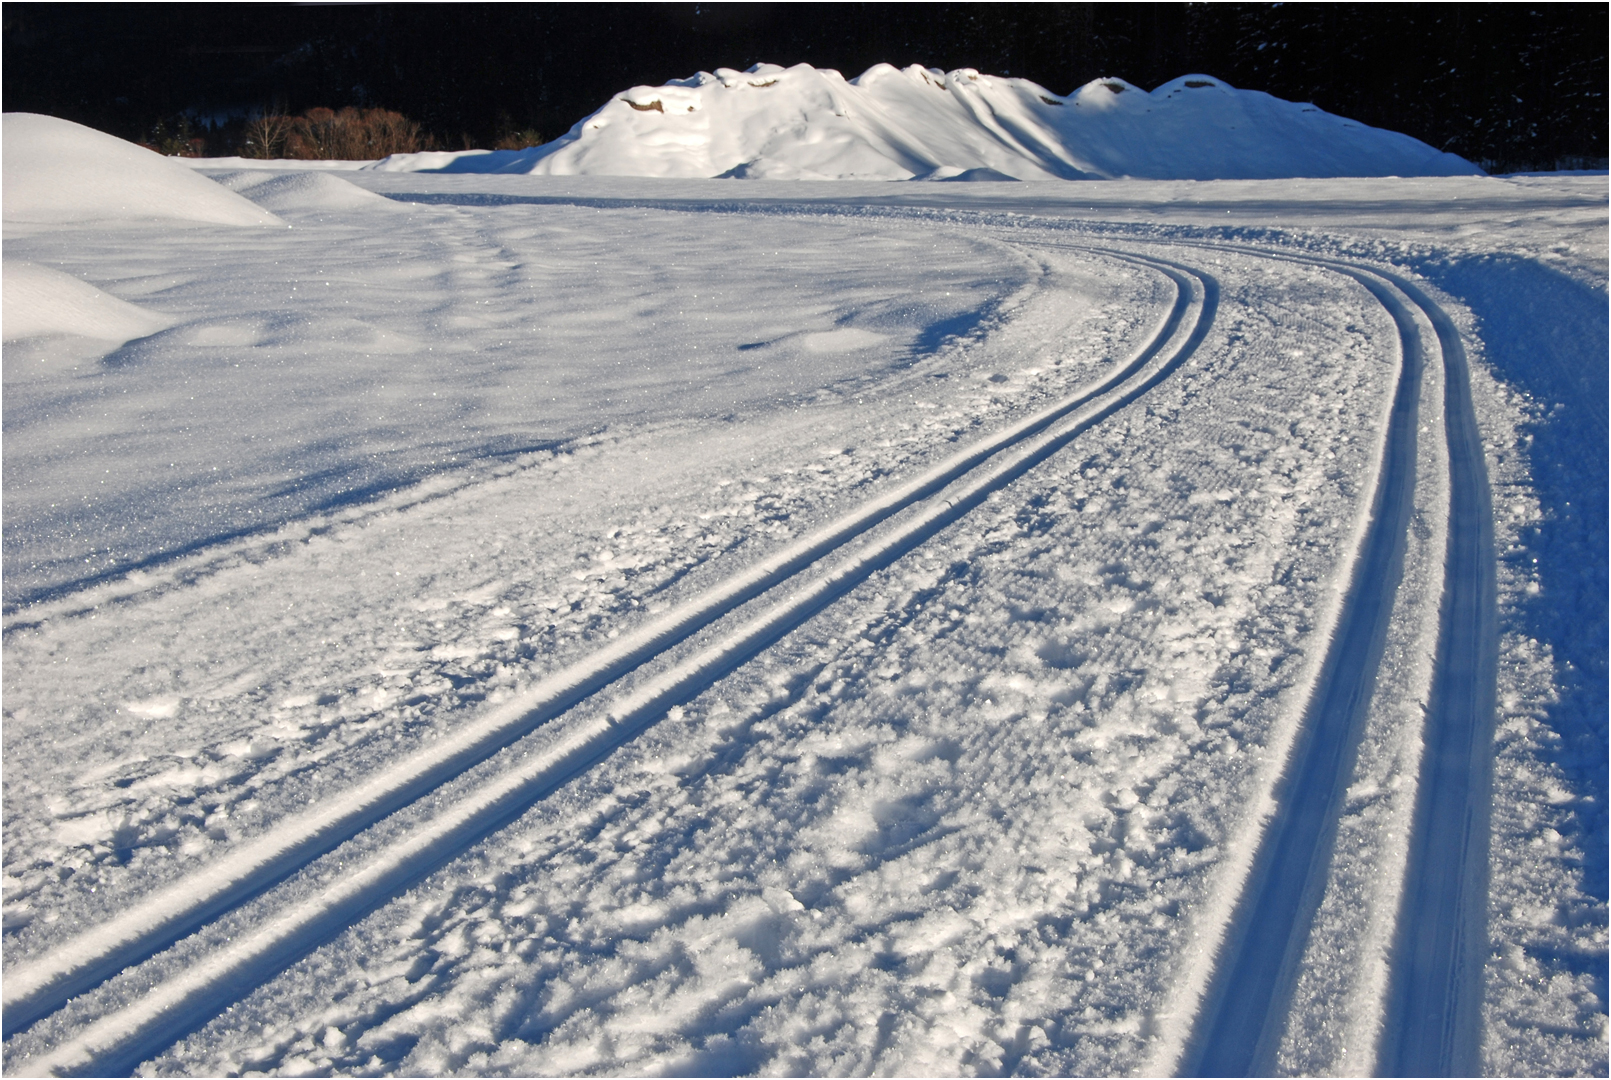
368, 63, 1482, 180
2, 113, 282, 226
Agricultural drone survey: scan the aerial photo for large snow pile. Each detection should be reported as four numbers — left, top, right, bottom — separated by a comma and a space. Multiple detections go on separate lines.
2, 113, 281, 226
367, 64, 1481, 181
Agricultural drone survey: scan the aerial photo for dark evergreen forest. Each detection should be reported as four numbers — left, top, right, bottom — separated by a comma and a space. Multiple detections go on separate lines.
3, 2, 1604, 172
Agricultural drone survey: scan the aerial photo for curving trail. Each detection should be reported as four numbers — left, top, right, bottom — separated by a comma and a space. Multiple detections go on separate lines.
6, 249, 1218, 1076
1176, 249, 1496, 1077
1179, 258, 1425, 1075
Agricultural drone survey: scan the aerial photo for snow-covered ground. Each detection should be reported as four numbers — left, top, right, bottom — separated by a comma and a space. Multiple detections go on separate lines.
2, 115, 1605, 1077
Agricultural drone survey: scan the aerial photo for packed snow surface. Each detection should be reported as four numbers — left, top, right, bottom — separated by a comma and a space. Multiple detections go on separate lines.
361, 64, 1482, 181
1, 118, 1604, 1078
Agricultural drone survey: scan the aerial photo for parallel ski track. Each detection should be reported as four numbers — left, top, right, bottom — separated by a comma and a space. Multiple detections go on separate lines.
7, 246, 1218, 1076
1374, 269, 1497, 1080
1169, 246, 1496, 1077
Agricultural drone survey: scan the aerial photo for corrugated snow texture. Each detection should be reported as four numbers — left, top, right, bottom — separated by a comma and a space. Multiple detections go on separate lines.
365, 64, 1482, 182
1272, 274, 1451, 1075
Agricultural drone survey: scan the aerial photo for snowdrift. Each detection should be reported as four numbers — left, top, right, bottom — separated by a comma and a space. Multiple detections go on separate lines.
1, 261, 171, 342
2, 113, 282, 225
210, 169, 400, 213
367, 64, 1481, 181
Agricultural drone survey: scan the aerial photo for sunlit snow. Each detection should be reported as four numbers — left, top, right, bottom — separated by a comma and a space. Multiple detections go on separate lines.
1, 111, 1603, 1077
197, 65, 1483, 183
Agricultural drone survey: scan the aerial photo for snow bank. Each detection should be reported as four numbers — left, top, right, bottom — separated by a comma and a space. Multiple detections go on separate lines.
363, 64, 1481, 181
2, 261, 170, 342
2, 113, 281, 226
209, 170, 399, 213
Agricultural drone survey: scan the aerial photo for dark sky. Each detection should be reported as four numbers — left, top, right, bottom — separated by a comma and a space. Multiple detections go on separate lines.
3, 3, 1605, 171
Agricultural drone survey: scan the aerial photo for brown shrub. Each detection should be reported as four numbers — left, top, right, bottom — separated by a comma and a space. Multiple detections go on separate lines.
241, 107, 435, 160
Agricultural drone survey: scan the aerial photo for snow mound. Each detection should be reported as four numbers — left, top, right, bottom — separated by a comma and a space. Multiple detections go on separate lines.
209, 170, 399, 213
2, 261, 171, 342
364, 64, 1481, 181
2, 113, 282, 226
924, 166, 1022, 182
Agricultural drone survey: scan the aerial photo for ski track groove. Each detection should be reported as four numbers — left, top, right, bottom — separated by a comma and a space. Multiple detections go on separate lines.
7, 245, 1215, 1076
1170, 245, 1497, 1077
1374, 269, 1497, 1080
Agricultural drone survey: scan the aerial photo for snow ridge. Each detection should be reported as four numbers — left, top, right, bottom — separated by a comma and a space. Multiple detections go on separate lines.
1, 262, 172, 345
361, 64, 1482, 182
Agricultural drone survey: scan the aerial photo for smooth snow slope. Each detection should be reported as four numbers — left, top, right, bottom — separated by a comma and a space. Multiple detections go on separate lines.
1, 115, 281, 374
2, 114, 281, 227
208, 170, 402, 214
365, 64, 1482, 181
2, 262, 171, 344
1, 171, 1029, 606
